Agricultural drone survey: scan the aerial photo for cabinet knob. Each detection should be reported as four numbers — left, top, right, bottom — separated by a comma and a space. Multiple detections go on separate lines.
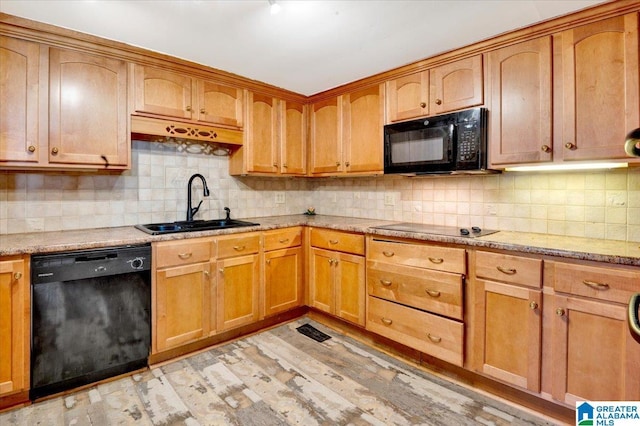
381, 318, 393, 326
266, 259, 271, 265
496, 266, 517, 275
345, 161, 350, 167
283, 163, 288, 168
203, 270, 210, 278
564, 142, 576, 150
427, 333, 442, 343
336, 161, 341, 167
51, 147, 59, 155
541, 145, 551, 153
328, 258, 334, 265
200, 108, 205, 114
529, 301, 539, 310
28, 145, 36, 153
419, 102, 426, 108
13, 272, 22, 281
186, 106, 192, 112
556, 308, 566, 317
435, 99, 442, 105
273, 163, 278, 167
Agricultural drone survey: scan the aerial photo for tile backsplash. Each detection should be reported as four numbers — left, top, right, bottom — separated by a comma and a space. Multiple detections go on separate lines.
1, 140, 639, 242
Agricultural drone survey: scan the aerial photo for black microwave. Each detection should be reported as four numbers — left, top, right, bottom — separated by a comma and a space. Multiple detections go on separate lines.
383, 107, 495, 175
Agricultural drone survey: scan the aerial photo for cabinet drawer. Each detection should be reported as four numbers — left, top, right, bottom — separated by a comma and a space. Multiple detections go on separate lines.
550, 261, 640, 305
475, 251, 541, 288
217, 233, 260, 259
367, 296, 464, 366
155, 238, 211, 268
368, 239, 465, 274
264, 227, 302, 251
367, 260, 463, 320
310, 228, 364, 255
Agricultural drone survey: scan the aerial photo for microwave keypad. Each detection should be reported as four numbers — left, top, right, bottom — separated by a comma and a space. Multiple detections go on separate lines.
458, 128, 478, 161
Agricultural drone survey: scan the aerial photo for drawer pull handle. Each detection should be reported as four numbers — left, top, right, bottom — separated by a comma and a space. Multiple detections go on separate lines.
582, 280, 610, 290
529, 301, 538, 310
425, 289, 441, 298
381, 318, 393, 326
380, 279, 392, 287
329, 239, 339, 245
427, 334, 442, 343
382, 251, 394, 257
556, 308, 565, 317
279, 238, 290, 244
428, 257, 444, 264
233, 245, 245, 251
178, 252, 193, 260
13, 272, 22, 281
496, 266, 517, 275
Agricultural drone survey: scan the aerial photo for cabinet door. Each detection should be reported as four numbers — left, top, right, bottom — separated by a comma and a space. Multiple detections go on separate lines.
488, 37, 553, 166
49, 48, 129, 167
335, 252, 365, 326
385, 71, 429, 122
556, 13, 640, 161
308, 247, 335, 314
0, 258, 28, 396
310, 97, 341, 175
133, 65, 193, 119
246, 92, 278, 173
280, 100, 307, 175
551, 295, 640, 405
0, 37, 40, 163
217, 254, 260, 331
430, 55, 483, 114
196, 80, 244, 128
264, 247, 303, 317
155, 262, 210, 352
342, 84, 384, 174
472, 280, 542, 392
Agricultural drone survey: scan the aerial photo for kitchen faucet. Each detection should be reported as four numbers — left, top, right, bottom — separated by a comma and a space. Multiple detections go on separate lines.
186, 173, 210, 221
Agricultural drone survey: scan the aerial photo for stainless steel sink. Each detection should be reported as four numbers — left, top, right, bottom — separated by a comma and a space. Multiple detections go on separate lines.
135, 219, 259, 235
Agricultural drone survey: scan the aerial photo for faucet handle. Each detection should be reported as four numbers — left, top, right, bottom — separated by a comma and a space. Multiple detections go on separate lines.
191, 200, 203, 218
224, 207, 231, 220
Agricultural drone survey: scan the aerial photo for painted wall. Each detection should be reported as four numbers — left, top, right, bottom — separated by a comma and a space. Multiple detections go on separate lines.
1, 141, 639, 242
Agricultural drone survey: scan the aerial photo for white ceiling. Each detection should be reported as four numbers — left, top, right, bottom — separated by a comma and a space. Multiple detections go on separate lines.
0, 0, 606, 96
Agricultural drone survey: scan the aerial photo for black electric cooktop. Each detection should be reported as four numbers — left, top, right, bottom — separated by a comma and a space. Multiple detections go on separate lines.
371, 222, 499, 238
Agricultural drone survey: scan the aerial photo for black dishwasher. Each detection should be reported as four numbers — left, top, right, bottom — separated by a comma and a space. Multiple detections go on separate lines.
30, 244, 151, 400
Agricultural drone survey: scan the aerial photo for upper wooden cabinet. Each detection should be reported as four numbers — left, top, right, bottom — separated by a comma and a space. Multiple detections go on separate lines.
488, 37, 553, 166
0, 38, 130, 170
554, 13, 639, 162
429, 55, 483, 115
229, 93, 307, 176
133, 64, 244, 128
386, 55, 483, 123
310, 83, 384, 176
0, 36, 40, 164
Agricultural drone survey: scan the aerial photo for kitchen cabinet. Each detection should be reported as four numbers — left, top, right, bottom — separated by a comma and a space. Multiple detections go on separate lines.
309, 83, 384, 176
547, 260, 640, 405
0, 39, 129, 170
469, 250, 543, 392
385, 55, 483, 123
308, 228, 365, 326
0, 36, 40, 164
216, 233, 261, 331
280, 100, 307, 175
487, 37, 553, 166
366, 236, 466, 366
0, 256, 29, 400
554, 13, 639, 162
153, 238, 212, 353
263, 227, 304, 317
241, 92, 278, 173
133, 64, 244, 128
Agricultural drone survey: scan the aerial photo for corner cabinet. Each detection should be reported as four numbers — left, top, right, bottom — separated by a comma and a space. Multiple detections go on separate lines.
0, 37, 130, 170
309, 83, 384, 176
308, 228, 365, 326
554, 13, 639, 162
0, 256, 29, 403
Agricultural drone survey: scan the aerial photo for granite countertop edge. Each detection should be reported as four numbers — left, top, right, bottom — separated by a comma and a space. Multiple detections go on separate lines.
2, 214, 639, 266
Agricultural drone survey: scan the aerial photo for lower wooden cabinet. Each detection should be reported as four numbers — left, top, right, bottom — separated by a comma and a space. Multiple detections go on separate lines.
0, 256, 29, 399
263, 227, 304, 317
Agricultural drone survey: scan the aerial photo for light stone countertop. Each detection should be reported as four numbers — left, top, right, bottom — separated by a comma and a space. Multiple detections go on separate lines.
2, 214, 640, 266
